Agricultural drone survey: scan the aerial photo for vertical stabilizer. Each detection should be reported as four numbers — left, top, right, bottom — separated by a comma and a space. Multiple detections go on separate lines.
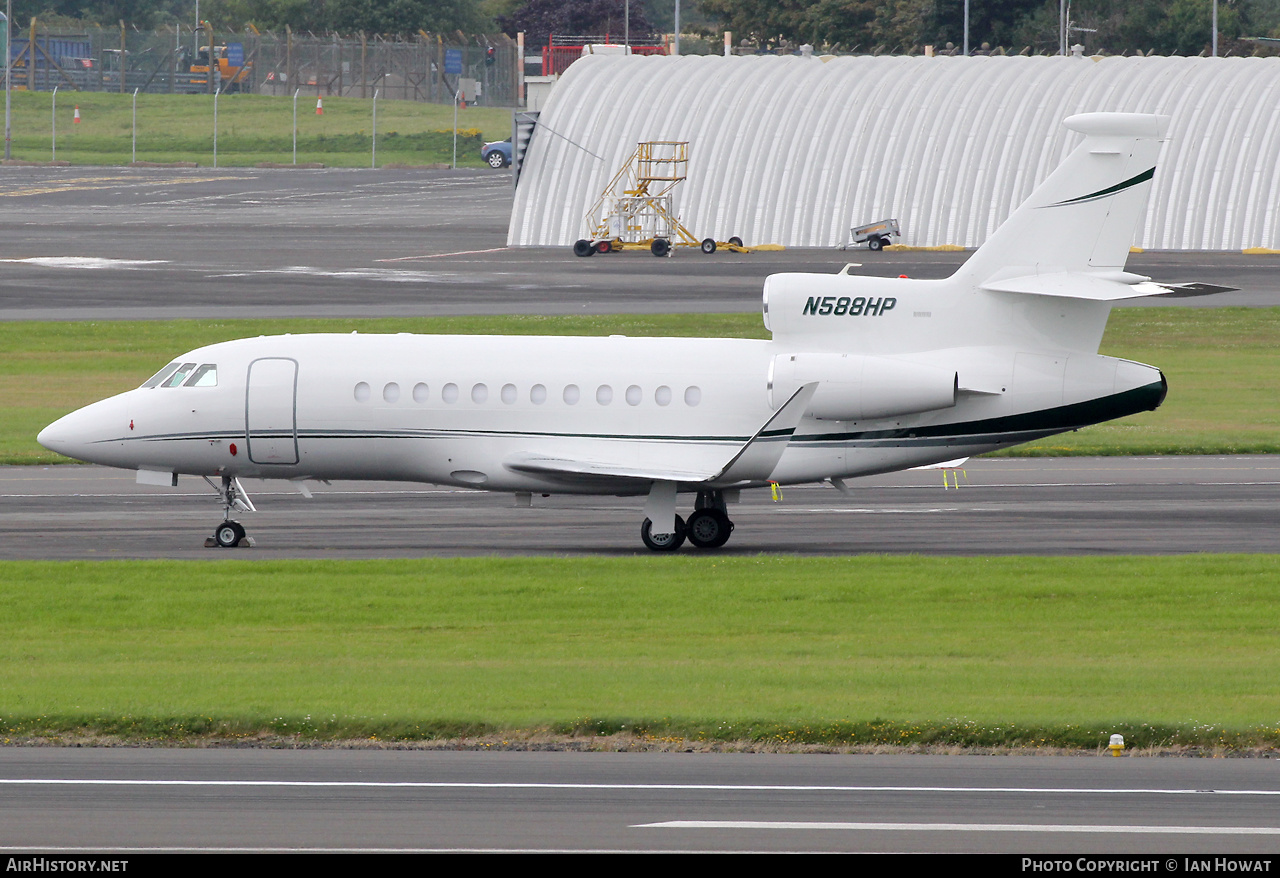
954, 113, 1168, 286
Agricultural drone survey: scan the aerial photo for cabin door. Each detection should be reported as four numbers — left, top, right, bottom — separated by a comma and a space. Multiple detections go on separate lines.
245, 357, 299, 465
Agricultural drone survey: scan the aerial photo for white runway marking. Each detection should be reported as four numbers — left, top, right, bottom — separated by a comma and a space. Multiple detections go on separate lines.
637, 820, 1280, 835
377, 247, 509, 262
775, 507, 959, 514
0, 257, 167, 269
3, 779, 1280, 796
258, 265, 484, 283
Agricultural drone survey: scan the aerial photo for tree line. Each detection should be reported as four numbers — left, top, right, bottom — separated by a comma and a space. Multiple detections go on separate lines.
11, 1, 1280, 56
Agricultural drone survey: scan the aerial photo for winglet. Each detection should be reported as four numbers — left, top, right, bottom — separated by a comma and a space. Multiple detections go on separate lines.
714, 382, 817, 483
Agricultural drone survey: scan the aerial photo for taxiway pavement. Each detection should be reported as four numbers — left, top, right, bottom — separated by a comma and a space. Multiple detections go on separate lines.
0, 166, 1275, 321
4, 456, 1277, 558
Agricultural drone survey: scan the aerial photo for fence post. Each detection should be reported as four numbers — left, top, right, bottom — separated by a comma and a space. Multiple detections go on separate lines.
51, 84, 57, 161
2, 6, 10, 161
292, 87, 298, 165
213, 85, 218, 167
131, 87, 137, 162
371, 88, 377, 168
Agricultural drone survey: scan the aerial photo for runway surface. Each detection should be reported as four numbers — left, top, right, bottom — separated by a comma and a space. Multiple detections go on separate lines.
0, 166, 1275, 321
3, 750, 1280, 853
4, 456, 1277, 558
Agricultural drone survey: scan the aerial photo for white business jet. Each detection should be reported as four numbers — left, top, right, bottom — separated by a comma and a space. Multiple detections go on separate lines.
38, 113, 1228, 551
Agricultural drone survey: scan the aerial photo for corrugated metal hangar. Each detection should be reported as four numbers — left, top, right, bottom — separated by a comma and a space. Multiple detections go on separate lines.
508, 53, 1280, 251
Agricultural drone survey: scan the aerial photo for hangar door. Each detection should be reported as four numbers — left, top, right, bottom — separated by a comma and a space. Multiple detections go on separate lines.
245, 357, 299, 465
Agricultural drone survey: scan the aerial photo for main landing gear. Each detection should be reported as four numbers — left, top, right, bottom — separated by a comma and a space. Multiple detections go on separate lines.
640, 490, 735, 552
202, 475, 256, 548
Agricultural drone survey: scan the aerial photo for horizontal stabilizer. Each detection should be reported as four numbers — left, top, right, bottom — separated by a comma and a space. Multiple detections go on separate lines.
1140, 281, 1239, 298
983, 273, 1237, 302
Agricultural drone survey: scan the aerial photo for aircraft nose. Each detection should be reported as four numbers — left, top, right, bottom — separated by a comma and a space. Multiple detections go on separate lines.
38, 408, 94, 459
37, 395, 131, 463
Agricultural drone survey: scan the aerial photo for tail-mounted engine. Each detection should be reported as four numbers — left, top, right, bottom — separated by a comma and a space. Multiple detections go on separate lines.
769, 352, 958, 421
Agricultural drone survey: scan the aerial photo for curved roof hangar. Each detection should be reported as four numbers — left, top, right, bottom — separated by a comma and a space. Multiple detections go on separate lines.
509, 53, 1280, 251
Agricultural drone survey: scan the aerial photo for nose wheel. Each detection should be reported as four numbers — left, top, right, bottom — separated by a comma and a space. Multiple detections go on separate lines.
202, 474, 256, 548
213, 520, 246, 548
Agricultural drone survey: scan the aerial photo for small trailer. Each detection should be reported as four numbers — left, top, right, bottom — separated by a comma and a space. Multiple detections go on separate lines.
845, 218, 900, 251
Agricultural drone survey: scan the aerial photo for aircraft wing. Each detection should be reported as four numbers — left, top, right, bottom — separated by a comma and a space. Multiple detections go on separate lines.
983, 273, 1237, 301
502, 454, 719, 486
503, 383, 818, 488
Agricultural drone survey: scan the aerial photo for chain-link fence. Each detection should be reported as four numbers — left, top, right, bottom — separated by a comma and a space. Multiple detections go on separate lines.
8, 23, 522, 106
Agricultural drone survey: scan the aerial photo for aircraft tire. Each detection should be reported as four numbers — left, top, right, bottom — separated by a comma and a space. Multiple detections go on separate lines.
641, 515, 686, 551
686, 508, 732, 549
214, 520, 246, 548
573, 239, 595, 257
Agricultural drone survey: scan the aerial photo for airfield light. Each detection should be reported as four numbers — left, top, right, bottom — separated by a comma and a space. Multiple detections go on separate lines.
1108, 734, 1125, 756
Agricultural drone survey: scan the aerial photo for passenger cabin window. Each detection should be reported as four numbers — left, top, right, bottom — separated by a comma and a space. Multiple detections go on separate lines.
162, 363, 197, 387
185, 364, 218, 387
142, 362, 180, 388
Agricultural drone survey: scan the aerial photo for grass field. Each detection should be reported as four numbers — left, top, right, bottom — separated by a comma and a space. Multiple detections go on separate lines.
1, 90, 512, 167
5, 308, 1279, 465
5, 311, 1279, 750
2, 556, 1278, 749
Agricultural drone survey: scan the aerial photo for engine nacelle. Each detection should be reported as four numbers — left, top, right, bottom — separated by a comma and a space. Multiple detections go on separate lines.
770, 352, 958, 421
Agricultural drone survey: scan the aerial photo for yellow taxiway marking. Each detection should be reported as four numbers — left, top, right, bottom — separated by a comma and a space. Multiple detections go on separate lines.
0, 175, 240, 197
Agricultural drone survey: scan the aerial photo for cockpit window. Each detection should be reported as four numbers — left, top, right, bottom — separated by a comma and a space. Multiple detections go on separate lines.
185, 364, 218, 387
141, 362, 181, 388
162, 363, 198, 388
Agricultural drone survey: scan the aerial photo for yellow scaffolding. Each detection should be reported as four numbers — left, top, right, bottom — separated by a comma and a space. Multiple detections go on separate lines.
575, 141, 744, 257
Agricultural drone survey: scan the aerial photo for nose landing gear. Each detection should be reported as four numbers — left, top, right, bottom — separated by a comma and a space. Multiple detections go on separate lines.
202, 475, 256, 548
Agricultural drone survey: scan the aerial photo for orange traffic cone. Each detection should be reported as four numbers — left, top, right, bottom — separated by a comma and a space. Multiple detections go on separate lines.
459, 91, 466, 110
73, 105, 81, 124
315, 97, 323, 115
